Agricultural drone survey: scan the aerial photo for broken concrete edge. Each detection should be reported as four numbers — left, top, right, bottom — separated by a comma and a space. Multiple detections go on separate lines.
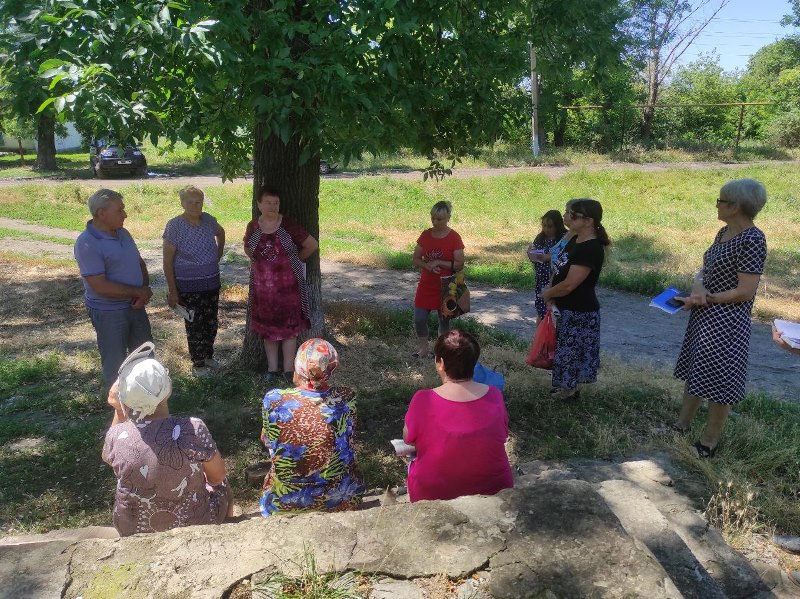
59, 481, 682, 599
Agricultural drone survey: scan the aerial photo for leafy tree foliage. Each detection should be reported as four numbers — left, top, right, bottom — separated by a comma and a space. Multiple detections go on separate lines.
520, 0, 631, 150
656, 54, 739, 144
0, 0, 68, 170
783, 0, 800, 27
739, 36, 800, 147
624, 0, 728, 140
8, 0, 543, 359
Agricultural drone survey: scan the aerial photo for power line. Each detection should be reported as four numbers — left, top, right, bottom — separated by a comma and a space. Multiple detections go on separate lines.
713, 18, 784, 23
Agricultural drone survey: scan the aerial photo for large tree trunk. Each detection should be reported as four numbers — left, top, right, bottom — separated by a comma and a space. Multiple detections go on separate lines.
33, 114, 57, 171
240, 123, 323, 371
640, 83, 659, 142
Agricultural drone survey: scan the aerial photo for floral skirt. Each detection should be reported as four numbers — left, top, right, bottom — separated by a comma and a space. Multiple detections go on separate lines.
552, 309, 600, 390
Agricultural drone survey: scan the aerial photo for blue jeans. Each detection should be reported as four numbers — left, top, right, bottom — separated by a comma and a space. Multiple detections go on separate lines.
88, 307, 152, 389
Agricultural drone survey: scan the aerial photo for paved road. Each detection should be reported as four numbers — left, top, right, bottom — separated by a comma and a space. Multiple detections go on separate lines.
1, 159, 798, 187
315, 261, 800, 402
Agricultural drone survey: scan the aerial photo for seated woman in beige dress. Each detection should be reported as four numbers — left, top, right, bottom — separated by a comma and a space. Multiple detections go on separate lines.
102, 342, 233, 536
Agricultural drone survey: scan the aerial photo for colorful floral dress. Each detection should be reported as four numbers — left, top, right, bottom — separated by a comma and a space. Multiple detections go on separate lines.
260, 386, 364, 516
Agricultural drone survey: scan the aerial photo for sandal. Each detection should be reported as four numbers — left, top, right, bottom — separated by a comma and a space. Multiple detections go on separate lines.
551, 388, 579, 400
693, 440, 717, 458
670, 423, 690, 435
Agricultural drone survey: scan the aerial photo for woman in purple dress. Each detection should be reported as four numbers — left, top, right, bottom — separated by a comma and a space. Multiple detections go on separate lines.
103, 343, 233, 536
244, 187, 319, 384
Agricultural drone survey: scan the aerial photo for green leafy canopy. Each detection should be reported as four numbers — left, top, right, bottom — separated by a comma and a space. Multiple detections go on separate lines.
4, 0, 540, 178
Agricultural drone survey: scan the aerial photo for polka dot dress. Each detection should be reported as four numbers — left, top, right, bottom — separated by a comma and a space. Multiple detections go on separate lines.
674, 226, 767, 405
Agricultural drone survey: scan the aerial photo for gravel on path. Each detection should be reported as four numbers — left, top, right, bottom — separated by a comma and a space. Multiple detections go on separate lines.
1, 216, 797, 401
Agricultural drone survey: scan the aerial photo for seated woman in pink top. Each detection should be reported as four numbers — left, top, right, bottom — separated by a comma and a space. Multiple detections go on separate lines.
403, 330, 514, 502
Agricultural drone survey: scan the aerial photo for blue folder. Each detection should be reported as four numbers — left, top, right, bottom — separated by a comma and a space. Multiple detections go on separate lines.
650, 287, 689, 315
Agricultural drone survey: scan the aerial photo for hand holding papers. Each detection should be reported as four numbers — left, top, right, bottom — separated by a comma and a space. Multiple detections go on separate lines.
390, 439, 417, 458
774, 319, 800, 350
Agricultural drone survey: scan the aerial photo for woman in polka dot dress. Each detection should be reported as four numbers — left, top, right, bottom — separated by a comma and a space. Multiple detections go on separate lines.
673, 179, 768, 458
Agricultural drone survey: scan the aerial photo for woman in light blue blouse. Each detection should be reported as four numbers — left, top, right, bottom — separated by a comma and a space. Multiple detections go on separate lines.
163, 186, 226, 376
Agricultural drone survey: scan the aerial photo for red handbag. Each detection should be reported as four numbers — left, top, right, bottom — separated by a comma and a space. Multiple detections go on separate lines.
526, 309, 556, 370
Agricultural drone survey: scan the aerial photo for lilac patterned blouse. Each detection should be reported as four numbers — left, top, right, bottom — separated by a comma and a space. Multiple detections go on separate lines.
102, 416, 230, 536
163, 213, 221, 292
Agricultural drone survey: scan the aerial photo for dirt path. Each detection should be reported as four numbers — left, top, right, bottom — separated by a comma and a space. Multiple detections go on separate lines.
0, 159, 798, 187
1, 216, 797, 401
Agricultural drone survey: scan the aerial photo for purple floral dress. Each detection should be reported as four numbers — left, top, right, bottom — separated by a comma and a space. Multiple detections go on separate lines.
102, 416, 230, 536
245, 216, 311, 340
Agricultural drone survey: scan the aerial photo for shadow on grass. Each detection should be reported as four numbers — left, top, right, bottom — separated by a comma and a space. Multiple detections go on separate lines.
602, 233, 683, 296
0, 156, 95, 180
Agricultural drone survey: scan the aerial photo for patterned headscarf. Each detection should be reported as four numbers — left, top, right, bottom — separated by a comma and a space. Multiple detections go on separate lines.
294, 338, 338, 392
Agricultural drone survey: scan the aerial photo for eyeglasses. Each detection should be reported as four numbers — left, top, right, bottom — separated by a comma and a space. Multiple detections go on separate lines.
716, 199, 733, 206
568, 210, 587, 219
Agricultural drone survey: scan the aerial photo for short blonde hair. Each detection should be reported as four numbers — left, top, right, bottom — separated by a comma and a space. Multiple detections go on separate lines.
179, 185, 204, 203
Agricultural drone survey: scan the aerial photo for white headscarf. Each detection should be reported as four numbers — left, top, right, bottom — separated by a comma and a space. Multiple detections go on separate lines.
116, 342, 172, 421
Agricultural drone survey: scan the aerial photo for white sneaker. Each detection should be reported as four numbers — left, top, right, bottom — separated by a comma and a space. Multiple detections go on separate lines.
204, 358, 221, 369
192, 365, 212, 378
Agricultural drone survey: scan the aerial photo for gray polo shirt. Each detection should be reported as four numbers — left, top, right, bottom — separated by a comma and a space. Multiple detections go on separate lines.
74, 221, 143, 310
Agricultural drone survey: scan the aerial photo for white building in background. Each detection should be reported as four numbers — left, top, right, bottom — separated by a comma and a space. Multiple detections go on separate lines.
0, 122, 83, 152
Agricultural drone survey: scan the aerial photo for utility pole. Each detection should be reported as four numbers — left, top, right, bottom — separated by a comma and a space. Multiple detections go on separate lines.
529, 39, 540, 157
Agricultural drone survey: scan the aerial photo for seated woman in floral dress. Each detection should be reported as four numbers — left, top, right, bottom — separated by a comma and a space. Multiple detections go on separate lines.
260, 338, 365, 516
102, 342, 233, 536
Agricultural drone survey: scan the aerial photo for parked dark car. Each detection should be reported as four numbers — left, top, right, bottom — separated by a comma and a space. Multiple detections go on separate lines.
90, 143, 147, 178
319, 159, 337, 175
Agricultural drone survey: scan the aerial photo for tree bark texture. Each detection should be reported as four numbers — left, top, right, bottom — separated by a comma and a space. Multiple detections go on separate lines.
640, 59, 660, 142
34, 114, 57, 171
240, 123, 323, 371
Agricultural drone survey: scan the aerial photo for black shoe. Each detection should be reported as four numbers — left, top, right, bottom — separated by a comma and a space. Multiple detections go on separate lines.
261, 371, 280, 385
283, 371, 295, 385
693, 440, 717, 458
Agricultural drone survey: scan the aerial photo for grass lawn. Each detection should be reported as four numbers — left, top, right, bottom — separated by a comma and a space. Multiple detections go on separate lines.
0, 255, 798, 549
0, 163, 797, 320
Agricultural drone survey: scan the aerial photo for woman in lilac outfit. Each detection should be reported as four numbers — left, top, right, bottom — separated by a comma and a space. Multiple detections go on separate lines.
163, 185, 226, 376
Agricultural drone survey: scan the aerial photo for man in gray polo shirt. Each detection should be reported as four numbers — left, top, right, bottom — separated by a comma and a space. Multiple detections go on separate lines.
74, 188, 153, 389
